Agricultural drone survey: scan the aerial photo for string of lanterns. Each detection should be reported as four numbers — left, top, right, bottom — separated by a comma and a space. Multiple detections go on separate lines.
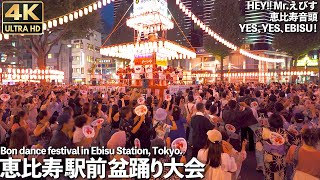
0, 0, 114, 41
127, 12, 174, 33
0, 0, 297, 65
192, 71, 314, 78
44, 0, 114, 30
100, 40, 197, 60
0, 34, 10, 41
0, 68, 64, 82
175, 0, 285, 63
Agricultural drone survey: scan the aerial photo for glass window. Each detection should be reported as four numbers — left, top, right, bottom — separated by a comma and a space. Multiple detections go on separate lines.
74, 44, 80, 48
73, 56, 80, 61
87, 44, 94, 51
48, 54, 52, 59
81, 68, 84, 74
87, 56, 93, 63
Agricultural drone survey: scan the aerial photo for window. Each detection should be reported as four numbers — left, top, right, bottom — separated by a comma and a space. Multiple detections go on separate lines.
73, 43, 83, 49
73, 68, 81, 73
48, 54, 52, 59
81, 68, 84, 74
12, 42, 16, 47
87, 56, 94, 63
73, 56, 80, 61
87, 44, 94, 51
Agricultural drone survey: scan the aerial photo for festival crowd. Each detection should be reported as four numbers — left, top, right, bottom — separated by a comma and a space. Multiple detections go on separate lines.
0, 82, 320, 180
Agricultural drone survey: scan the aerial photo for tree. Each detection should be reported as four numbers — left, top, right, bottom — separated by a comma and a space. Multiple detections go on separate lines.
273, 0, 320, 66
204, 0, 244, 81
1, 0, 101, 69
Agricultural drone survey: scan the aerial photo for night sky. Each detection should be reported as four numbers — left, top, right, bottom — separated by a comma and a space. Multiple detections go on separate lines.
101, 2, 114, 35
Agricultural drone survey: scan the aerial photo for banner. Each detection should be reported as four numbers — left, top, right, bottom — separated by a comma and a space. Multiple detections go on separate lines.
134, 56, 154, 66
168, 85, 196, 95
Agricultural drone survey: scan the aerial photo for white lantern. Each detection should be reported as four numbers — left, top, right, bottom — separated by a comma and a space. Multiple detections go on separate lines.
74, 11, 79, 19
79, 10, 83, 17
64, 16, 68, 23
48, 21, 53, 28
69, 14, 73, 21
84, 8, 88, 15
59, 17, 63, 25
88, 5, 93, 12
53, 20, 58, 27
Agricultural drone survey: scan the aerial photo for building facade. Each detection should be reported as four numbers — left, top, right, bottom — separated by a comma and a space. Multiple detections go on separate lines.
244, 0, 274, 50
44, 40, 72, 83
71, 31, 102, 84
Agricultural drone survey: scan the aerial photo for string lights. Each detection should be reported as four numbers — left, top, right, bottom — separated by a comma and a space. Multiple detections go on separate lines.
175, 0, 285, 63
192, 71, 314, 78
0, 0, 115, 41
0, 68, 64, 82
0, 0, 289, 64
100, 40, 196, 60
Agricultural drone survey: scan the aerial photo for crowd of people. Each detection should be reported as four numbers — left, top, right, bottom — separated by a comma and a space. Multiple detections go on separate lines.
0, 82, 320, 180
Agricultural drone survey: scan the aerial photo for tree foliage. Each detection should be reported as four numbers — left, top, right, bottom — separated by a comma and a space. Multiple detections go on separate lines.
273, 0, 320, 63
0, 0, 102, 69
204, 0, 244, 80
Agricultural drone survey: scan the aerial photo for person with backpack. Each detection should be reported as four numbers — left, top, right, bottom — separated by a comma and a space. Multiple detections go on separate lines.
286, 128, 320, 180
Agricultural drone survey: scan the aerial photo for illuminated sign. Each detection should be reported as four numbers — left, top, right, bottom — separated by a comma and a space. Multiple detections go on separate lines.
296, 56, 318, 67
134, 56, 154, 65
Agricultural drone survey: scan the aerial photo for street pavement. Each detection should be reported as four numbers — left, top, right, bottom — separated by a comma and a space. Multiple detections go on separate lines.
239, 151, 264, 180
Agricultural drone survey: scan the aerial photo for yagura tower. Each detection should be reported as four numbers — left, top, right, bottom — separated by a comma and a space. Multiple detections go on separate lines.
100, 0, 196, 66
